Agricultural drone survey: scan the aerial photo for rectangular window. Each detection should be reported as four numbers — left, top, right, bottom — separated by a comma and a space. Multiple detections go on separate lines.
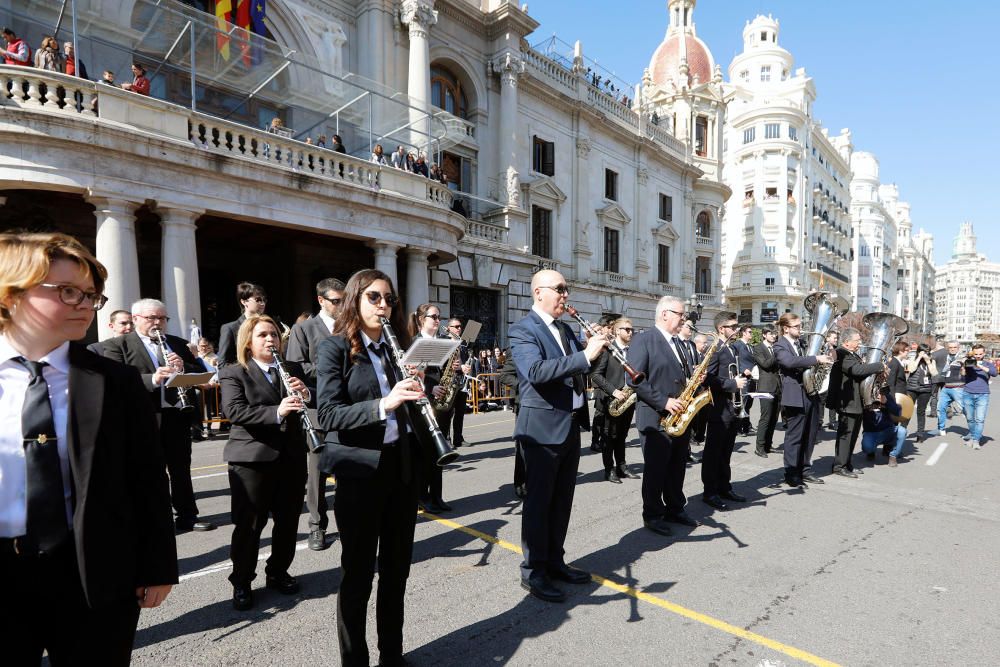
659, 193, 673, 221
858, 286, 870, 297
789, 125, 797, 140
743, 127, 755, 144
860, 245, 869, 257
764, 245, 776, 257
657, 244, 671, 283
739, 70, 749, 82
604, 228, 620, 273
532, 136, 555, 176
765, 123, 780, 139
695, 116, 708, 156
760, 65, 771, 82
531, 206, 552, 258
604, 169, 618, 201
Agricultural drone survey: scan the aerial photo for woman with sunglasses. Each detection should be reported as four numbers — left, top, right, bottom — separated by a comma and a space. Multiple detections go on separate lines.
408, 302, 454, 513
0, 232, 177, 663
316, 269, 426, 667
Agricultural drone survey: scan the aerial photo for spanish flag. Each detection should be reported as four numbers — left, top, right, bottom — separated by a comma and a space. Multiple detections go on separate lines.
216, 0, 232, 61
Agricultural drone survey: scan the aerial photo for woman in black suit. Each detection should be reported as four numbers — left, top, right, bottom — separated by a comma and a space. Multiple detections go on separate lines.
409, 302, 452, 513
219, 315, 311, 611
316, 269, 427, 667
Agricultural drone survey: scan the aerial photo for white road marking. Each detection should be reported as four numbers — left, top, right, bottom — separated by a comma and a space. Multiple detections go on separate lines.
179, 542, 311, 582
926, 442, 949, 466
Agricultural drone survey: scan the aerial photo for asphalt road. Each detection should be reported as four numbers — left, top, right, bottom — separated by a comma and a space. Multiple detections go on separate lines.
130, 400, 1000, 666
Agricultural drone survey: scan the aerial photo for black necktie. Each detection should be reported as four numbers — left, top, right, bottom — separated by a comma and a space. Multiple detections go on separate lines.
17, 358, 70, 552
557, 323, 586, 394
672, 337, 691, 376
266, 366, 281, 395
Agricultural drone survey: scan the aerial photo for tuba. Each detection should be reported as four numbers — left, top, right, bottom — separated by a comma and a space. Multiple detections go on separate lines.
859, 312, 909, 409
801, 291, 850, 396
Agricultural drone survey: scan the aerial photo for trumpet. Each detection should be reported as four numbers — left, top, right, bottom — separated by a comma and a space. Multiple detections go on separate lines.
728, 362, 750, 419
150, 327, 195, 414
268, 345, 324, 453
565, 306, 645, 384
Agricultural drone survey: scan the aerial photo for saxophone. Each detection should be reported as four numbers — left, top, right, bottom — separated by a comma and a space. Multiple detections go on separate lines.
430, 339, 461, 412
659, 329, 738, 437
607, 342, 637, 417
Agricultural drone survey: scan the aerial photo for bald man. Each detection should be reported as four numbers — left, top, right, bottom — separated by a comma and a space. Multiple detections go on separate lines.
510, 270, 606, 603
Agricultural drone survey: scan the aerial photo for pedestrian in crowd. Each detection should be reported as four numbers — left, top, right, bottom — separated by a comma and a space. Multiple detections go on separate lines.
196, 337, 218, 372
85, 308, 133, 356
120, 62, 150, 95
217, 282, 267, 368
928, 338, 946, 415
316, 134, 327, 148
331, 134, 346, 153
905, 342, 937, 441
414, 153, 429, 177
929, 340, 966, 436
99, 69, 115, 86
861, 387, 906, 467
219, 315, 311, 611
405, 152, 416, 172
391, 145, 405, 169
1, 27, 31, 66
371, 143, 388, 165
751, 323, 782, 457
33, 35, 62, 72
962, 344, 997, 449
0, 232, 177, 664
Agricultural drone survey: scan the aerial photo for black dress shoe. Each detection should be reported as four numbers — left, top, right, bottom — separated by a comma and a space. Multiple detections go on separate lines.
703, 494, 729, 511
833, 469, 858, 479
755, 449, 768, 458
309, 529, 328, 551
176, 518, 215, 533
663, 512, 698, 527
433, 498, 453, 512
232, 585, 254, 611
521, 576, 566, 603
616, 466, 639, 479
514, 484, 527, 499
801, 474, 825, 484
549, 565, 591, 584
606, 469, 622, 484
784, 476, 805, 488
720, 490, 747, 502
643, 518, 674, 536
265, 573, 300, 595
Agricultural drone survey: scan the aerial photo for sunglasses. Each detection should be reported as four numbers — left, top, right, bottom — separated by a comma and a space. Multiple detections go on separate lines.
618, 327, 634, 333
320, 294, 342, 306
40, 283, 108, 310
539, 284, 570, 296
365, 290, 398, 307
425, 313, 441, 320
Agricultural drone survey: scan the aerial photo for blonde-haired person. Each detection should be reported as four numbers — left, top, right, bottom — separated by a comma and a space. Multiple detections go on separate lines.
0, 231, 177, 664
218, 315, 312, 611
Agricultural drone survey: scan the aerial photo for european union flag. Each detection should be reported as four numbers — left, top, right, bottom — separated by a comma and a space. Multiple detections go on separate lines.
250, 0, 266, 65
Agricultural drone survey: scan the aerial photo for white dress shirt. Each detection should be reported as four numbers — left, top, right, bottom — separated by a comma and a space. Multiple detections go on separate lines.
318, 311, 335, 335
532, 305, 584, 409
656, 326, 689, 374
0, 335, 73, 537
361, 331, 400, 444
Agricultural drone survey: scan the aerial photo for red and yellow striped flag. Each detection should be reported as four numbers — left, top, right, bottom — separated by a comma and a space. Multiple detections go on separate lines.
215, 0, 233, 61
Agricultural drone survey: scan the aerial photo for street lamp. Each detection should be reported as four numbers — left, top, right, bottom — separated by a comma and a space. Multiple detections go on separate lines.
688, 294, 704, 324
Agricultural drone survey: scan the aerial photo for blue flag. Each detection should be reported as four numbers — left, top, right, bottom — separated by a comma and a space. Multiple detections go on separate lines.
250, 0, 266, 65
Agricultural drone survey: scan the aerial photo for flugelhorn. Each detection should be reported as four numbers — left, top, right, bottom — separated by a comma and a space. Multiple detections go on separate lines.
268, 345, 324, 453
565, 305, 645, 384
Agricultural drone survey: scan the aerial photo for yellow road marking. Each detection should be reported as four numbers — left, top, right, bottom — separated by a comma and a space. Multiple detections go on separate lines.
420, 512, 841, 667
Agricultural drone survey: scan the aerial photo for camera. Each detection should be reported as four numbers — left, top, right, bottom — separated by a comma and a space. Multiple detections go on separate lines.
964, 355, 978, 368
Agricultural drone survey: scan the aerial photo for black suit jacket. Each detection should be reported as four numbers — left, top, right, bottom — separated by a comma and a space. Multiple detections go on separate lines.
734, 339, 755, 374
64, 344, 178, 607
219, 360, 313, 463
590, 347, 627, 412
628, 328, 689, 434
85, 340, 105, 356
826, 347, 883, 414
285, 315, 331, 381
704, 344, 741, 423
887, 357, 908, 396
773, 336, 820, 409
216, 315, 245, 369
103, 331, 202, 411
752, 342, 781, 395
315, 335, 422, 479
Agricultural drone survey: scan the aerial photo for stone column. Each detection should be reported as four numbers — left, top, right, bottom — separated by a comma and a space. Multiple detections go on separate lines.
404, 247, 431, 312
159, 207, 204, 339
89, 195, 141, 338
492, 53, 524, 208
400, 0, 437, 151
369, 240, 403, 287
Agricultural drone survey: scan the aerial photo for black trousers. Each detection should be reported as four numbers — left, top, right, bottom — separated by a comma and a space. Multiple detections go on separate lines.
160, 408, 198, 521
601, 407, 633, 470
335, 444, 418, 667
1, 540, 141, 666
639, 428, 690, 521
520, 425, 581, 580
591, 409, 606, 447
691, 410, 708, 442
833, 413, 863, 472
702, 418, 738, 496
421, 407, 454, 502
755, 397, 781, 453
782, 397, 819, 478
306, 446, 331, 531
451, 394, 467, 443
513, 438, 526, 487
739, 380, 755, 433
228, 455, 307, 586
908, 390, 932, 433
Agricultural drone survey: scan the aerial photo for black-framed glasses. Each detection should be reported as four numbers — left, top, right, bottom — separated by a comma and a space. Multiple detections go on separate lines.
618, 327, 634, 333
319, 294, 342, 306
365, 290, 398, 307
539, 284, 570, 296
135, 313, 170, 323
425, 313, 441, 320
665, 309, 685, 317
40, 283, 108, 310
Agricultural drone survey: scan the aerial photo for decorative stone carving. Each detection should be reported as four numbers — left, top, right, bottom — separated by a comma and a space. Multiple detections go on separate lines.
576, 137, 591, 158
300, 13, 348, 84
505, 166, 521, 208
637, 167, 649, 186
488, 51, 525, 87
400, 0, 438, 38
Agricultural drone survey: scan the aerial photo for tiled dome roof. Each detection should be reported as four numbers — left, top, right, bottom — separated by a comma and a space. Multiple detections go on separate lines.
649, 34, 714, 88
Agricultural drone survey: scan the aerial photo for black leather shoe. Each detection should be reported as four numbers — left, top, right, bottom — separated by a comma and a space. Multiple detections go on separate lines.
801, 474, 825, 484
606, 469, 622, 484
643, 518, 674, 536
616, 466, 639, 479
703, 494, 728, 511
549, 565, 591, 584
521, 576, 566, 603
514, 484, 527, 499
784, 476, 805, 488
176, 518, 215, 533
755, 449, 768, 458
744, 427, 757, 436
265, 573, 300, 595
309, 529, 328, 551
233, 585, 254, 611
433, 498, 452, 512
834, 469, 858, 479
663, 512, 698, 527
720, 491, 747, 503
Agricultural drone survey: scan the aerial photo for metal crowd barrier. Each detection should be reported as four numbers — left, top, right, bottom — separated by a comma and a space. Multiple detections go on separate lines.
467, 373, 512, 415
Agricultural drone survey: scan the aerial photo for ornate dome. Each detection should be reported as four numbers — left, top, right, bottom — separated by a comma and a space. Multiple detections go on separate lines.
649, 34, 714, 88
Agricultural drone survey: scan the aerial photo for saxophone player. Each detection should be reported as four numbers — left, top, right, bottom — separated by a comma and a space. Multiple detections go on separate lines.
589, 317, 639, 483
826, 327, 884, 478
629, 296, 698, 535
701, 312, 748, 511
773, 313, 833, 488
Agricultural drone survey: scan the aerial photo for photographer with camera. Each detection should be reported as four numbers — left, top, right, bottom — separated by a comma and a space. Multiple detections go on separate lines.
961, 345, 997, 449
905, 342, 938, 441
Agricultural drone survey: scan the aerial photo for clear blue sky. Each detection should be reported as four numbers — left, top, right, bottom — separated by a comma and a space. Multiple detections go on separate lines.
525, 0, 999, 267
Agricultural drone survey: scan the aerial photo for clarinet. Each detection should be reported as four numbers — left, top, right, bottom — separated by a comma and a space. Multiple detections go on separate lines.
150, 327, 195, 414
379, 317, 459, 466
268, 346, 324, 453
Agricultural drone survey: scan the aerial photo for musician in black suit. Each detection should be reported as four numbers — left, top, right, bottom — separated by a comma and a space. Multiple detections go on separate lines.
285, 277, 344, 551
820, 331, 840, 429
751, 324, 782, 457
826, 327, 883, 478
219, 315, 312, 611
1, 232, 177, 664
86, 308, 132, 355
498, 354, 525, 498
217, 281, 267, 368
701, 312, 749, 510
444, 317, 473, 447
104, 298, 214, 532
316, 269, 429, 667
589, 317, 639, 483
629, 296, 697, 535
688, 330, 709, 449
733, 325, 757, 435
510, 269, 605, 604
773, 312, 832, 487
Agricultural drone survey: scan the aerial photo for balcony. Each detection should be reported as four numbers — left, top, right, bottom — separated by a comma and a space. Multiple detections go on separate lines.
694, 292, 719, 305
593, 270, 636, 290
695, 234, 713, 246
465, 221, 508, 245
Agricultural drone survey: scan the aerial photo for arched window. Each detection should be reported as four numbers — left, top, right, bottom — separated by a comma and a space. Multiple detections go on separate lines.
431, 66, 468, 119
696, 210, 711, 238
